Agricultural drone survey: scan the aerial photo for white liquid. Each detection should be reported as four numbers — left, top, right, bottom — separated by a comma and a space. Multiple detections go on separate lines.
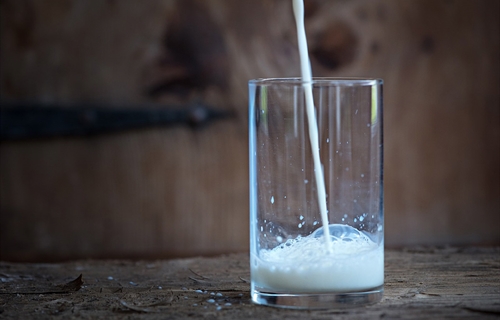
292, 0, 332, 251
251, 0, 383, 292
252, 225, 384, 292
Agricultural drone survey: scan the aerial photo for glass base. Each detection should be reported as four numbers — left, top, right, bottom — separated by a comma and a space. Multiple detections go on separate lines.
251, 286, 383, 309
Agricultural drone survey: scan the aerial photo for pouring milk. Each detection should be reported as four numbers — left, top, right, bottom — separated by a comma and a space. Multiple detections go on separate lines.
250, 0, 383, 292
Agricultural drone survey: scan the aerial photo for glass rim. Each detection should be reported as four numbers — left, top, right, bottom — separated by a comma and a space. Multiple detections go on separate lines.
249, 77, 383, 86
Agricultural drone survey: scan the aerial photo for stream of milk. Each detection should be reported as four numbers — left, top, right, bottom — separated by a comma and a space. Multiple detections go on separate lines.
292, 0, 332, 252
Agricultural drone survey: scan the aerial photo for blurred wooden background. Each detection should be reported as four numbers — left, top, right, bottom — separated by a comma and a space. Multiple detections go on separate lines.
1, 0, 498, 261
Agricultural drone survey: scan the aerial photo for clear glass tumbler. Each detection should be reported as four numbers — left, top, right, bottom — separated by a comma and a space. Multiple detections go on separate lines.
249, 78, 384, 309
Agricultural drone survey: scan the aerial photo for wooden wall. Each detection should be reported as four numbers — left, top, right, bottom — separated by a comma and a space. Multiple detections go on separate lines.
1, 0, 498, 261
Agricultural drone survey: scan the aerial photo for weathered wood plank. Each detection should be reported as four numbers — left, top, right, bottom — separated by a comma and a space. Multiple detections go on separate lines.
0, 0, 499, 260
0, 247, 499, 319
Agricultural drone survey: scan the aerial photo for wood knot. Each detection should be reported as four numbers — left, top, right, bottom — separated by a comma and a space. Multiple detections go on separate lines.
421, 35, 435, 54
311, 21, 358, 71
146, 0, 228, 98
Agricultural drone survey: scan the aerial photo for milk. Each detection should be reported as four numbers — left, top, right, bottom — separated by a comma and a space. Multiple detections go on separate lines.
251, 225, 384, 292
292, 0, 332, 251
251, 0, 383, 293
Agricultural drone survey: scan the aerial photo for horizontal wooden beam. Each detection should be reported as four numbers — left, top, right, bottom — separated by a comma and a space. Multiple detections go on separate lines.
0, 103, 233, 140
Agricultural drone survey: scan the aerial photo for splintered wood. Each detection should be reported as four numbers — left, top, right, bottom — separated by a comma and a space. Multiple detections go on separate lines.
0, 247, 499, 319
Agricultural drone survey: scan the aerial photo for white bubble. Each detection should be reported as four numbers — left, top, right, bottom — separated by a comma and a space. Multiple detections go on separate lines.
277, 236, 283, 243
361, 174, 365, 178
270, 196, 274, 204
298, 223, 302, 228
299, 215, 304, 220
304, 179, 309, 184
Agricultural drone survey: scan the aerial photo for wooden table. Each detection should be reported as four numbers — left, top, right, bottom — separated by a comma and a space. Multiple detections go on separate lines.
1, 247, 499, 319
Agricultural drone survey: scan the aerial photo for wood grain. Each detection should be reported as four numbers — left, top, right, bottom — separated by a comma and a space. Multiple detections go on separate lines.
0, 247, 499, 319
0, 0, 499, 260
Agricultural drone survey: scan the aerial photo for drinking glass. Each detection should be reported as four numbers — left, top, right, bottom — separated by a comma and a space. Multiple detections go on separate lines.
249, 78, 384, 309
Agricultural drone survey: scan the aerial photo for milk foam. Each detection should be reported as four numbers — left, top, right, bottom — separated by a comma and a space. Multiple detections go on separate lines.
252, 224, 384, 292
